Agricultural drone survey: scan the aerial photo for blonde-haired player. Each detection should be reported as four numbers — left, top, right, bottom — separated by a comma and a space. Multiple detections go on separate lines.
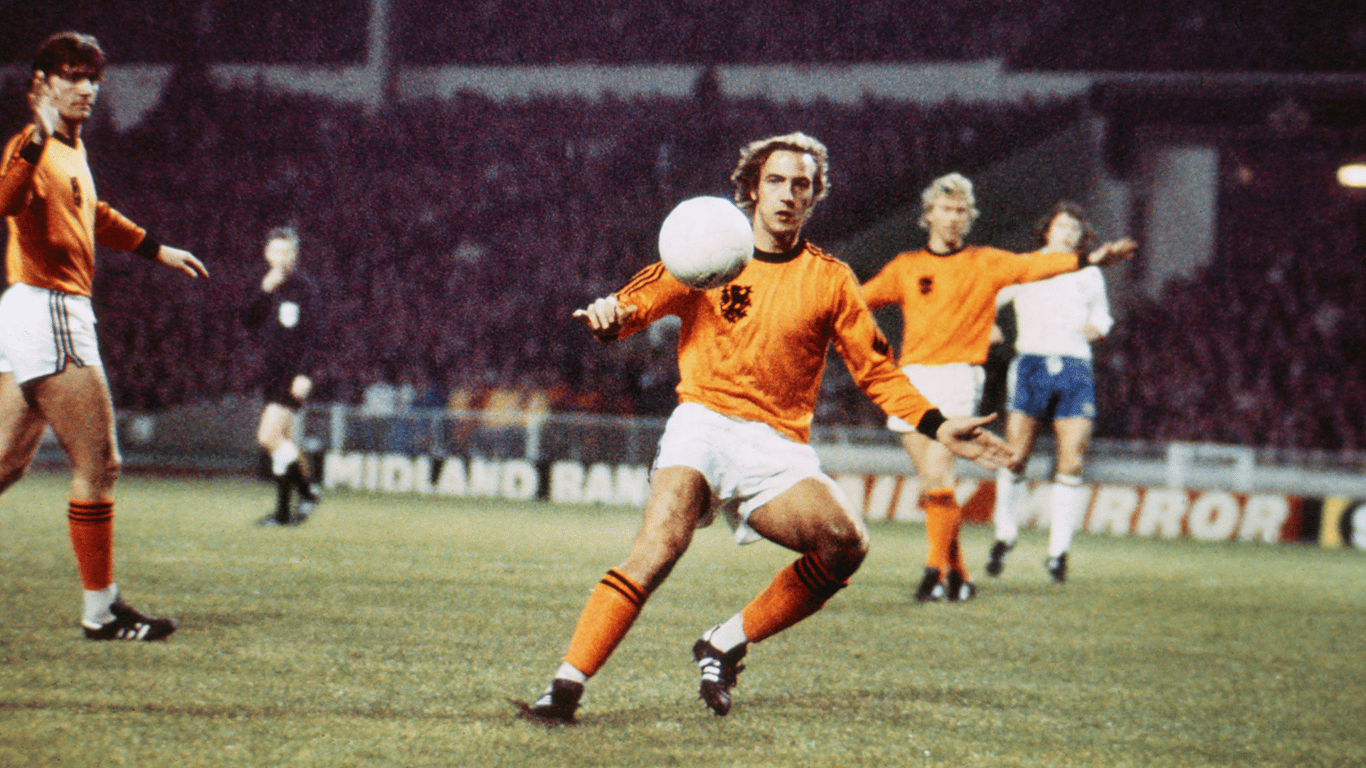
517, 134, 1013, 724
862, 173, 1134, 603
0, 33, 207, 641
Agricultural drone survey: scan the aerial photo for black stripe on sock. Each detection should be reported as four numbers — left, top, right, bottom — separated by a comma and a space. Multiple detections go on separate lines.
793, 554, 845, 600
601, 569, 646, 607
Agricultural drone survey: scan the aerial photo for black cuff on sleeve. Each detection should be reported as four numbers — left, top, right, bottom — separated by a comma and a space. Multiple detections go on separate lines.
133, 234, 161, 260
19, 141, 43, 164
916, 408, 947, 439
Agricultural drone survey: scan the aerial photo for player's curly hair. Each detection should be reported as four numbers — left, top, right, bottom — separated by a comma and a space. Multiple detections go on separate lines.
918, 172, 979, 230
32, 32, 105, 81
1032, 201, 1096, 254
730, 132, 830, 214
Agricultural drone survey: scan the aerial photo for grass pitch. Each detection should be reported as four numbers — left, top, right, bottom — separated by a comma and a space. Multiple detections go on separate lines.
1, 470, 1363, 767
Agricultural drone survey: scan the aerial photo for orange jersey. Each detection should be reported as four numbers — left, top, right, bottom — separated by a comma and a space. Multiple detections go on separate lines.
613, 241, 936, 443
862, 245, 1079, 366
0, 125, 147, 296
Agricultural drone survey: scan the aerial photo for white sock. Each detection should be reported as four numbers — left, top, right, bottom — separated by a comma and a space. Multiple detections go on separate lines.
1048, 474, 1085, 557
554, 662, 588, 684
706, 614, 749, 653
271, 441, 300, 476
994, 467, 1024, 545
83, 584, 118, 628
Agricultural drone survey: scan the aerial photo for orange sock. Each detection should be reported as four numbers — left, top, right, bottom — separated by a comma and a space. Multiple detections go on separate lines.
741, 554, 846, 644
563, 569, 648, 677
922, 489, 958, 577
67, 499, 114, 590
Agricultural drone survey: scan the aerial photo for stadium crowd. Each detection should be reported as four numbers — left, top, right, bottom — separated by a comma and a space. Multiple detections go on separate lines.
3, 1, 1361, 72
0, 78, 1078, 415
0, 9, 1361, 452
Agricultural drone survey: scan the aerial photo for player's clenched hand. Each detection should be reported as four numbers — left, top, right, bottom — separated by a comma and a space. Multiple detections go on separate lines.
572, 295, 637, 341
934, 413, 1016, 470
157, 246, 209, 279
1086, 238, 1138, 267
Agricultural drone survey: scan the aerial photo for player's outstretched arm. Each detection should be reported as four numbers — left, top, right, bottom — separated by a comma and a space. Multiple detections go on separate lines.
1085, 238, 1138, 267
572, 295, 637, 342
156, 245, 209, 279
934, 413, 1016, 470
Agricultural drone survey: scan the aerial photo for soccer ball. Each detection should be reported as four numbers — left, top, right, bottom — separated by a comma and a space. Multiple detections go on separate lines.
657, 196, 754, 290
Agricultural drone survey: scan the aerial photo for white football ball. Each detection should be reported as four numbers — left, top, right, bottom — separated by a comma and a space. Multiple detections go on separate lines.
657, 196, 754, 290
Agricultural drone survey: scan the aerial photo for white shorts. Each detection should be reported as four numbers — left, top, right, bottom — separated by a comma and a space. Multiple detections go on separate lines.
0, 283, 103, 384
654, 402, 842, 545
886, 362, 984, 431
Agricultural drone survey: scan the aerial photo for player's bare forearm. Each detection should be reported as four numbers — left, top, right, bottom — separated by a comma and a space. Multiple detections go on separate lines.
935, 413, 1016, 470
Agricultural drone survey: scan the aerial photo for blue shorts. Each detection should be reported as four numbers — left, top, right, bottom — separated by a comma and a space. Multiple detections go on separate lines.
1007, 354, 1096, 420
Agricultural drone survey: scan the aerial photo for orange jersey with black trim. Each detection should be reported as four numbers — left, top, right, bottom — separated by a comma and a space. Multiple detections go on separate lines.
862, 245, 1079, 366
0, 125, 146, 296
613, 241, 936, 443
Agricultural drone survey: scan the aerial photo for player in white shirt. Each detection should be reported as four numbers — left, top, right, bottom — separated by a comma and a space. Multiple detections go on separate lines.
988, 203, 1115, 582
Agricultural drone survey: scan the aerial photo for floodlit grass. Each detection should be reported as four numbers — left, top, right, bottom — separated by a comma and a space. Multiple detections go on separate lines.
1, 469, 1363, 767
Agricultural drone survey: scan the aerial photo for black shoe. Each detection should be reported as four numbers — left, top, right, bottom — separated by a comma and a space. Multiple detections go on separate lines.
258, 508, 309, 527
83, 598, 177, 641
985, 540, 1012, 577
513, 679, 583, 725
1046, 553, 1068, 583
945, 570, 977, 602
693, 628, 747, 716
913, 567, 944, 603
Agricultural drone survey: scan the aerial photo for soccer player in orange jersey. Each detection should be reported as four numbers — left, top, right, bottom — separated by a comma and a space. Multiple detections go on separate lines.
516, 134, 1014, 724
0, 33, 208, 641
862, 173, 1134, 603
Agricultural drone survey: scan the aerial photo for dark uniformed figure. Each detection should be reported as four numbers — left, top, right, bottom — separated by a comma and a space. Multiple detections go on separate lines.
244, 226, 322, 526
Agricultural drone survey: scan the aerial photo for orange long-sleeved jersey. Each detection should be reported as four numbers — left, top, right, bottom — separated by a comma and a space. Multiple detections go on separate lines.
0, 125, 148, 297
862, 245, 1081, 366
612, 241, 937, 443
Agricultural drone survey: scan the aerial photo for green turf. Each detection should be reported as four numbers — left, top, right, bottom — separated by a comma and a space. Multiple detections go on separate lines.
1, 470, 1363, 767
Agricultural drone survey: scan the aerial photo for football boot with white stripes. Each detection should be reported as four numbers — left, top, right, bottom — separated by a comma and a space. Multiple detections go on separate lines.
693, 627, 747, 716
945, 570, 978, 603
514, 679, 583, 725
913, 567, 945, 602
83, 598, 178, 641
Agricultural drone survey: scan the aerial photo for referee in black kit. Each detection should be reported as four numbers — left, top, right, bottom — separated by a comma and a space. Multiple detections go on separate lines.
245, 227, 323, 526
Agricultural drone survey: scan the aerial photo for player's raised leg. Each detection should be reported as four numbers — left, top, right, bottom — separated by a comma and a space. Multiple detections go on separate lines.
517, 466, 709, 724
693, 476, 866, 716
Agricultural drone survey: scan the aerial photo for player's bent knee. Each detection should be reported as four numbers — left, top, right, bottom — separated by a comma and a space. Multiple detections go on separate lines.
818, 523, 868, 579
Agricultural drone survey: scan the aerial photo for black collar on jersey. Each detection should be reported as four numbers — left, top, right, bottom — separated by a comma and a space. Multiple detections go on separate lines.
51, 130, 78, 148
754, 237, 806, 264
927, 243, 966, 258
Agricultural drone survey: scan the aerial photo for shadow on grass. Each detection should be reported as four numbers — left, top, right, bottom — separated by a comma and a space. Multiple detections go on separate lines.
567, 686, 1039, 729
